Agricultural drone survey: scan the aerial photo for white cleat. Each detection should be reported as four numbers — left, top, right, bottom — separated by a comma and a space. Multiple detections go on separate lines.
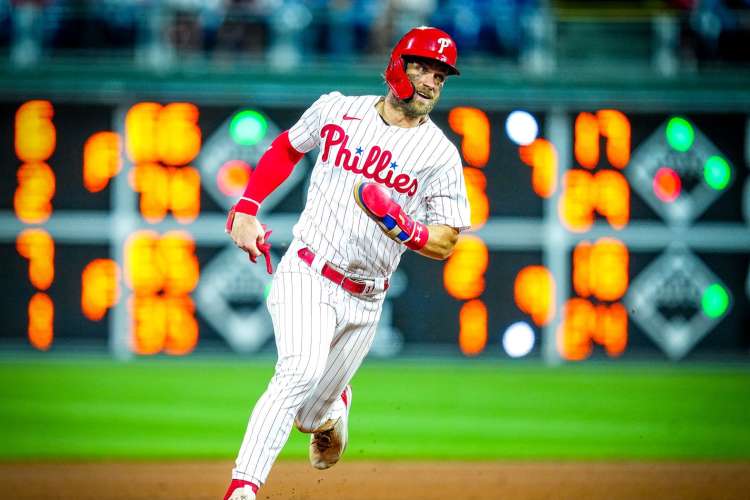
227, 485, 256, 500
309, 385, 352, 470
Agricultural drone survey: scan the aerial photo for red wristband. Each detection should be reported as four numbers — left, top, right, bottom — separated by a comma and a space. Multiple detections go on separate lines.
235, 197, 261, 216
405, 222, 429, 251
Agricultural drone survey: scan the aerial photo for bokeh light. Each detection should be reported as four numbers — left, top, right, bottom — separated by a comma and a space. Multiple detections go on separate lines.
702, 283, 729, 319
230, 110, 268, 146
703, 155, 731, 190
502, 321, 535, 358
665, 117, 694, 152
653, 167, 681, 203
217, 160, 252, 196
505, 110, 538, 146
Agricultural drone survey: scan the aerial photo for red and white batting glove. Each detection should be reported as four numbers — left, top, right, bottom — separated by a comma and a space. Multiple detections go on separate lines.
353, 181, 429, 251
225, 205, 274, 274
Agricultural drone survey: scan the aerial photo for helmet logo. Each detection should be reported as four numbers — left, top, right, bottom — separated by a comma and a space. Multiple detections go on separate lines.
437, 38, 451, 54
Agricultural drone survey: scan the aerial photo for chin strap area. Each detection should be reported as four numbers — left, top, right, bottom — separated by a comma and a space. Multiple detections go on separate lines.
385, 56, 415, 101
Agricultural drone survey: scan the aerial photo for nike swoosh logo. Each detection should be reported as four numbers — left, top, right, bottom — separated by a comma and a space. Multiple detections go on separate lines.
343, 114, 362, 121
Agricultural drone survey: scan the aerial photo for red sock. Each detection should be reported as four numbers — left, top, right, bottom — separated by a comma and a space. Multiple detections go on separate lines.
341, 387, 349, 408
224, 479, 258, 500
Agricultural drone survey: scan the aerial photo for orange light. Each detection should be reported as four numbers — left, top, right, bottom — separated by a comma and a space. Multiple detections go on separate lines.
83, 132, 122, 192
463, 167, 489, 229
443, 235, 488, 300
573, 239, 629, 301
557, 298, 595, 361
559, 170, 595, 232
597, 110, 630, 169
16, 229, 54, 291
124, 230, 200, 355
15, 100, 56, 163
81, 259, 120, 321
157, 103, 201, 166
168, 166, 201, 224
130, 295, 198, 356
574, 110, 631, 170
125, 102, 161, 163
125, 230, 199, 295
163, 296, 198, 356
575, 112, 599, 169
519, 138, 558, 198
129, 163, 201, 223
594, 170, 630, 229
448, 107, 490, 167
28, 292, 54, 351
158, 231, 200, 295
572, 241, 592, 298
217, 160, 252, 197
125, 102, 201, 166
593, 302, 628, 357
459, 299, 487, 356
124, 230, 166, 294
130, 163, 169, 223
558, 298, 628, 361
130, 294, 167, 355
590, 238, 629, 301
514, 265, 556, 326
14, 161, 56, 224
559, 169, 630, 232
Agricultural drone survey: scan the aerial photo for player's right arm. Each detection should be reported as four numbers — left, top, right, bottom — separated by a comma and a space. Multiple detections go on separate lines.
228, 92, 340, 257
228, 130, 304, 257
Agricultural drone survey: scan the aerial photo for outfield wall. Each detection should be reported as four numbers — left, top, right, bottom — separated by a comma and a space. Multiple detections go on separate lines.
1, 68, 748, 362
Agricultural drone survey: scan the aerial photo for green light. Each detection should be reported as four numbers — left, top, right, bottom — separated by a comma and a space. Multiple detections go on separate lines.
264, 282, 273, 301
703, 155, 731, 190
701, 283, 729, 319
230, 110, 267, 146
665, 117, 694, 152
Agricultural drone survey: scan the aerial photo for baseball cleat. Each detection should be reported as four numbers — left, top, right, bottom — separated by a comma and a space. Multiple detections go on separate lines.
224, 479, 257, 500
309, 385, 352, 470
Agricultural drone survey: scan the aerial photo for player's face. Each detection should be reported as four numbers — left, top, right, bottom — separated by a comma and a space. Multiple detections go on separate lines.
401, 59, 448, 117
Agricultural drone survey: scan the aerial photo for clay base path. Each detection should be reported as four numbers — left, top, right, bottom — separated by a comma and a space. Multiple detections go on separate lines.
1, 461, 749, 499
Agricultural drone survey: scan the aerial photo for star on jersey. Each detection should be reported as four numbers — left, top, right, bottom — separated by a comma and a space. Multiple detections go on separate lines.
320, 123, 419, 196
355, 147, 363, 155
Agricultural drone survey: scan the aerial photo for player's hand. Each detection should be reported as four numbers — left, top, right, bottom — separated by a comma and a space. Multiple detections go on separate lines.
226, 206, 274, 274
353, 180, 429, 251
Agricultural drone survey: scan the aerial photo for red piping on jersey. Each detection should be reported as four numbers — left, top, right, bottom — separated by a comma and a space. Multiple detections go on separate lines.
236, 130, 304, 215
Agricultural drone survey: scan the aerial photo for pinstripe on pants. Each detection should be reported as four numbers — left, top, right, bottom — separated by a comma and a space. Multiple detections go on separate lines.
232, 247, 384, 486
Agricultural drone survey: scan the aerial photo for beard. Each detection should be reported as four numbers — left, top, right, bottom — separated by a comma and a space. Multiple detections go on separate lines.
389, 83, 440, 119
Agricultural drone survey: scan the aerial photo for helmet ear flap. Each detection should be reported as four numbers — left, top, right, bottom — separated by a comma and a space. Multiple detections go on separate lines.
385, 55, 415, 101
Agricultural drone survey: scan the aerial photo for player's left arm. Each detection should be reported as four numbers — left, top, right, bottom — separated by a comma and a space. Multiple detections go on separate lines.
418, 224, 459, 260
354, 181, 459, 260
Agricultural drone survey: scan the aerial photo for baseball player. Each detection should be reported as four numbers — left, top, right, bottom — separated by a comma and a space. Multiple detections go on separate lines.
223, 26, 470, 500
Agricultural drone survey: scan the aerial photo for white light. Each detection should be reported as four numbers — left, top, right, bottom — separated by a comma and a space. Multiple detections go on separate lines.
502, 321, 535, 358
505, 110, 539, 146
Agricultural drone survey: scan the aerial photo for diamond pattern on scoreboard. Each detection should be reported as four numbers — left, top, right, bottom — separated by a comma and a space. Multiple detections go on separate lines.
625, 244, 732, 360
627, 120, 733, 225
193, 109, 310, 352
195, 109, 309, 211
194, 246, 275, 352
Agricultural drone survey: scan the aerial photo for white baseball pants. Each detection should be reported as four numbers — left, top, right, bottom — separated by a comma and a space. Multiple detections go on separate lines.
231, 244, 384, 486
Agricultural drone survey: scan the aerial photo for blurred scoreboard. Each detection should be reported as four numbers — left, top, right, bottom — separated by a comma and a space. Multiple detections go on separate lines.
0, 99, 748, 361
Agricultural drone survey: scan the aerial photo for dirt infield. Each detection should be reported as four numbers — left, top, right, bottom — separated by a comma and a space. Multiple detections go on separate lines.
2, 461, 749, 499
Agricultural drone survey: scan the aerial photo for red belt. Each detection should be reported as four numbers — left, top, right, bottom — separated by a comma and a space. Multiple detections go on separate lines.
297, 247, 388, 295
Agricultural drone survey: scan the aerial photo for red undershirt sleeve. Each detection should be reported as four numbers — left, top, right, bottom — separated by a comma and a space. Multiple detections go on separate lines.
235, 130, 304, 216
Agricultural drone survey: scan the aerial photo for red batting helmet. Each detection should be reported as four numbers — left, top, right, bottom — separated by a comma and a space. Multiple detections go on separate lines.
385, 26, 460, 101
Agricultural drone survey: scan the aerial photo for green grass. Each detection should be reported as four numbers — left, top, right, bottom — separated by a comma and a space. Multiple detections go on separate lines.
0, 357, 749, 461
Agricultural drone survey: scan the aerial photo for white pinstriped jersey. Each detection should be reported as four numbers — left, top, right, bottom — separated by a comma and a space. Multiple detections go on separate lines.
287, 92, 471, 278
